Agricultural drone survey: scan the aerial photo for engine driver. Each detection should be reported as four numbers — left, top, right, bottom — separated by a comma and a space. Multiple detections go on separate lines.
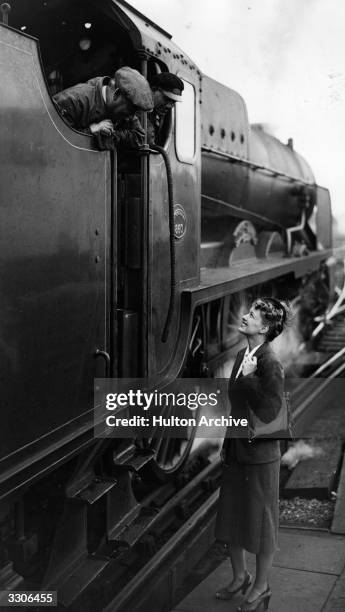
147, 73, 184, 144
53, 66, 153, 150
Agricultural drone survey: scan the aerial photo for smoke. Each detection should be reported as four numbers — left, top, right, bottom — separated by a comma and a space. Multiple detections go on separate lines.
281, 440, 324, 469
271, 305, 304, 373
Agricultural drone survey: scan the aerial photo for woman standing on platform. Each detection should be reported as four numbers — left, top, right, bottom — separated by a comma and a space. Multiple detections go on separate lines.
215, 297, 289, 612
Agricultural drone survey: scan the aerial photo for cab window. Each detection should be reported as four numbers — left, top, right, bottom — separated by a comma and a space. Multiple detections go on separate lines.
175, 79, 195, 163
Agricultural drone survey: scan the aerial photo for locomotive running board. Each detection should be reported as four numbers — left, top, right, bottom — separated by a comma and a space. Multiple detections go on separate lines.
184, 250, 332, 306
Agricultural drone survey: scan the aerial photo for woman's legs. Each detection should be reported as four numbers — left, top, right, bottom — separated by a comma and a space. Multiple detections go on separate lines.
245, 551, 274, 601
215, 545, 251, 599
226, 545, 247, 589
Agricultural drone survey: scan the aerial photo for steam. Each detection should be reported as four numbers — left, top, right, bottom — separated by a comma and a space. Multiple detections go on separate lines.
281, 440, 324, 469
271, 304, 304, 373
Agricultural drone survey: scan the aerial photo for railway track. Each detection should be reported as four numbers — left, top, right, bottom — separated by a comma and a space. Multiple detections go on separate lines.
290, 317, 345, 435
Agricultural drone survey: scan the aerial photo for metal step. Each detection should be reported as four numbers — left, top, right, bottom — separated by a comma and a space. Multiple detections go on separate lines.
113, 445, 156, 471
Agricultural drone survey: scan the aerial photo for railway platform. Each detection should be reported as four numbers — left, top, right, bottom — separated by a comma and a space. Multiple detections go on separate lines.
171, 526, 345, 611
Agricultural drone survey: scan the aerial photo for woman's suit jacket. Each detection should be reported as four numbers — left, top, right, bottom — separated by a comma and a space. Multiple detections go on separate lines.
222, 341, 284, 465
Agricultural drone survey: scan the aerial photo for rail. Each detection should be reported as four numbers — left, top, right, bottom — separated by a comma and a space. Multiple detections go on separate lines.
290, 338, 345, 424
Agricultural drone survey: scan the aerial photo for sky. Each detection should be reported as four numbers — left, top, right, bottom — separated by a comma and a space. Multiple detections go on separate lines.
134, 0, 345, 227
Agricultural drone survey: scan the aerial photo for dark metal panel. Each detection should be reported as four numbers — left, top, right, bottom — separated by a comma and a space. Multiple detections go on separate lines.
0, 27, 111, 471
246, 126, 316, 228
201, 153, 249, 212
246, 165, 299, 228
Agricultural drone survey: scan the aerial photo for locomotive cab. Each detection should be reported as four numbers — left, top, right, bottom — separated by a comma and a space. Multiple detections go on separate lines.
3, 0, 202, 386
9, 0, 174, 148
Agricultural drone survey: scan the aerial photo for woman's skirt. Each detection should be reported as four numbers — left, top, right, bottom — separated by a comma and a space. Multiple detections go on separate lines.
215, 459, 280, 555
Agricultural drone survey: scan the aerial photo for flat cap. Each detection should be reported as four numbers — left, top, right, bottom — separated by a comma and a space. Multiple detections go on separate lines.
150, 73, 184, 101
114, 66, 153, 111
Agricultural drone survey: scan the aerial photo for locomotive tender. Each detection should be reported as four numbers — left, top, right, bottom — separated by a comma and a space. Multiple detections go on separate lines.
0, 0, 333, 603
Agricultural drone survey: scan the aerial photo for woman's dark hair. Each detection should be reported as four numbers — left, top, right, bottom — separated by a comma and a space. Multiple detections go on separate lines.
252, 297, 291, 342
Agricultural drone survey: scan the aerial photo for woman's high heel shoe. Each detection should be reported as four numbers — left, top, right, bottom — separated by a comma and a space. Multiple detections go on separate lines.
215, 570, 252, 600
236, 585, 271, 611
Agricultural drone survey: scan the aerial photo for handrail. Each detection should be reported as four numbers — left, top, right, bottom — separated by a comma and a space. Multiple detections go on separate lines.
150, 144, 177, 343
201, 145, 314, 185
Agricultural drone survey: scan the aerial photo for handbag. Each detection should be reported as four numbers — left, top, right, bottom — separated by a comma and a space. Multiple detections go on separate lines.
247, 391, 294, 441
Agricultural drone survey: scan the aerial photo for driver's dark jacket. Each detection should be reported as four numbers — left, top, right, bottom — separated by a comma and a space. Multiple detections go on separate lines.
222, 342, 283, 465
53, 76, 145, 148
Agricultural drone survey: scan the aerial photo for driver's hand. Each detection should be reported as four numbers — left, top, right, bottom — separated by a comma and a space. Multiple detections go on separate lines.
90, 120, 115, 136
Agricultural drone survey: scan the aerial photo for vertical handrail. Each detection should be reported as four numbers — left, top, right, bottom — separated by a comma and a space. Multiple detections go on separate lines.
150, 145, 176, 343
139, 54, 149, 376
110, 149, 118, 377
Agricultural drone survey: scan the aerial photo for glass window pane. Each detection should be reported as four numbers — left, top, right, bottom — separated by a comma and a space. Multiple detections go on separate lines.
175, 80, 195, 162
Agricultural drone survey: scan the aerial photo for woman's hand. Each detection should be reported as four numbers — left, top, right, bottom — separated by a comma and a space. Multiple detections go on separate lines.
242, 355, 257, 376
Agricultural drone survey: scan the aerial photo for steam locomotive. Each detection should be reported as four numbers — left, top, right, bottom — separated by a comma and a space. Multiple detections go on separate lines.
0, 0, 333, 603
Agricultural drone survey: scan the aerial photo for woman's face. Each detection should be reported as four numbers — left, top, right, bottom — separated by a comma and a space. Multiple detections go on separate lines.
238, 304, 268, 337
